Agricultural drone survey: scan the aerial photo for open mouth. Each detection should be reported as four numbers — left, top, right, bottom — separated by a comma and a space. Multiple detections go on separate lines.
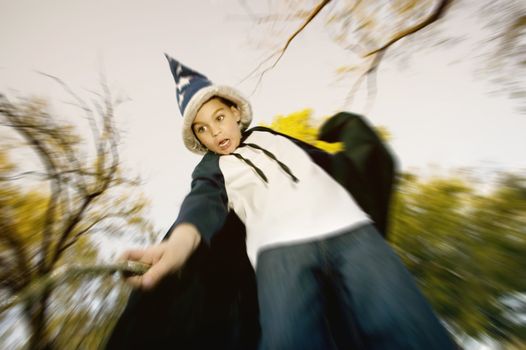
218, 139, 230, 149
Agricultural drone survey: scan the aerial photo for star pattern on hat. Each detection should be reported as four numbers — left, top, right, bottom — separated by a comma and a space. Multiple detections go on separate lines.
164, 53, 252, 154
178, 76, 192, 90
176, 75, 192, 109
165, 54, 213, 116
178, 90, 186, 109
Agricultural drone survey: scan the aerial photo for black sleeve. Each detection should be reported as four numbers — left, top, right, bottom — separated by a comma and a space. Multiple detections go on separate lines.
166, 152, 229, 244
243, 116, 395, 239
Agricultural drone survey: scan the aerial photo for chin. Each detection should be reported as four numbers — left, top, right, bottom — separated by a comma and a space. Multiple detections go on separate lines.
219, 147, 235, 155
211, 147, 230, 155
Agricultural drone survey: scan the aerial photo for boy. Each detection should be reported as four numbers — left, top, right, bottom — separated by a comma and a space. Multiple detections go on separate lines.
119, 54, 457, 350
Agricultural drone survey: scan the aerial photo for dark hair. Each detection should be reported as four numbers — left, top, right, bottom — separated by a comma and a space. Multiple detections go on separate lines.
205, 95, 238, 109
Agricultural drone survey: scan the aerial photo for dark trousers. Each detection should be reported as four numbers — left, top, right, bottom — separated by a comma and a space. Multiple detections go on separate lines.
255, 223, 457, 350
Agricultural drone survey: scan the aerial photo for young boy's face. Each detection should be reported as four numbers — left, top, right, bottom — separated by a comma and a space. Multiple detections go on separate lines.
193, 97, 242, 155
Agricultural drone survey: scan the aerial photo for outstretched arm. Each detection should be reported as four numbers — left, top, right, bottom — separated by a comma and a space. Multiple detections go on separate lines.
121, 152, 229, 290
120, 223, 201, 290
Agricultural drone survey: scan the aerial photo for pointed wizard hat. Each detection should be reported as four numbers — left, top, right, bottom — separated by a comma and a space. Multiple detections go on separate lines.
165, 54, 253, 154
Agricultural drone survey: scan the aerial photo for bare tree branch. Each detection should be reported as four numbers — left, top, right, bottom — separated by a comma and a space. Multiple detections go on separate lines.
363, 0, 454, 58
346, 0, 454, 107
0, 170, 49, 181
58, 206, 146, 254
50, 100, 120, 268
241, 0, 332, 92
0, 211, 32, 292
0, 261, 150, 314
1, 76, 150, 349
0, 97, 63, 274
344, 50, 384, 107
245, 0, 454, 106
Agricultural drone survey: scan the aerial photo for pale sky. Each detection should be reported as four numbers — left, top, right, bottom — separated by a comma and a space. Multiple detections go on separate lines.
1, 0, 525, 233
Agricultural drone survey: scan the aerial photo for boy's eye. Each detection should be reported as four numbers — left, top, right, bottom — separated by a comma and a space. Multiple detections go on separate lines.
217, 115, 224, 121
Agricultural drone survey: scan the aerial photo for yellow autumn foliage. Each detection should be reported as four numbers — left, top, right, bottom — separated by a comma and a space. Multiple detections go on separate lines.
260, 109, 343, 154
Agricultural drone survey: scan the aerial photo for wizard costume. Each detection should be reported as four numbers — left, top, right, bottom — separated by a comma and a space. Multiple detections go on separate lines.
105, 55, 457, 349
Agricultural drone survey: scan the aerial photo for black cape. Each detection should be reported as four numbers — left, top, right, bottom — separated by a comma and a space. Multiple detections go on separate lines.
105, 112, 397, 349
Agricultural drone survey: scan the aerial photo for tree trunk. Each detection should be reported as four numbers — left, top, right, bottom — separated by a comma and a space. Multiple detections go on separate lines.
26, 290, 53, 350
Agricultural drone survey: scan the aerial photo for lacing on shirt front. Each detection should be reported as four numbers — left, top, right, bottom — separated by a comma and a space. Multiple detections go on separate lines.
229, 142, 299, 184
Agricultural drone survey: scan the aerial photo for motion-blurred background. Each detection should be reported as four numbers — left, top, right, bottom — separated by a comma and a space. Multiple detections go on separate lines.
0, 0, 524, 349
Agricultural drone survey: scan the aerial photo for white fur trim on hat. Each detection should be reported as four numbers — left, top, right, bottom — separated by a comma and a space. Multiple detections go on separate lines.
182, 85, 252, 154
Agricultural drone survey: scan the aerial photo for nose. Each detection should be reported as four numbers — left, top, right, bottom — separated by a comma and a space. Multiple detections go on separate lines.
211, 126, 221, 137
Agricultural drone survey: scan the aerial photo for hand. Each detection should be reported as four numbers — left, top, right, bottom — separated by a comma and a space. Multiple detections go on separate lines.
119, 223, 201, 290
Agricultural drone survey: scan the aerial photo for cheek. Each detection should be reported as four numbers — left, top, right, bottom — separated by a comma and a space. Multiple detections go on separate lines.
196, 134, 210, 147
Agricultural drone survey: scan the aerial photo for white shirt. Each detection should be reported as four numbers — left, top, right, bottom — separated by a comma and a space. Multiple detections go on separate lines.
219, 131, 372, 267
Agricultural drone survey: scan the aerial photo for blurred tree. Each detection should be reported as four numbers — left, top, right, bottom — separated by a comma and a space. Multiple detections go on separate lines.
0, 79, 155, 349
478, 2, 526, 113
240, 0, 525, 111
260, 108, 343, 153
262, 108, 390, 149
390, 172, 526, 345
241, 0, 453, 100
269, 109, 526, 346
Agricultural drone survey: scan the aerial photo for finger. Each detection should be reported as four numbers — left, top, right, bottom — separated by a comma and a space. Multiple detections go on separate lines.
126, 275, 143, 289
118, 260, 151, 279
119, 248, 147, 262
141, 260, 175, 290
